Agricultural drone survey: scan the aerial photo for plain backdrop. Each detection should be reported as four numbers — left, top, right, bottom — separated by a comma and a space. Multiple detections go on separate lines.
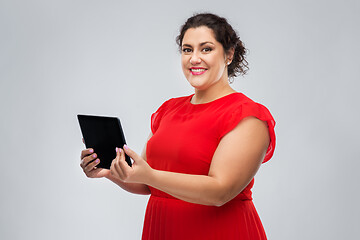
1, 0, 359, 239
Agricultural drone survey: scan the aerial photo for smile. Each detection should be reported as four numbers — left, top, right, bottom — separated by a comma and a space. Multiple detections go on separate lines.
190, 68, 207, 75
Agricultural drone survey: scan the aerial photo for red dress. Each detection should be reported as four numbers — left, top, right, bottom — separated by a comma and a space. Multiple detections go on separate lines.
143, 93, 276, 240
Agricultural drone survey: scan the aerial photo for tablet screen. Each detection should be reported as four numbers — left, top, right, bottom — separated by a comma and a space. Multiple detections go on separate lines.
77, 114, 132, 169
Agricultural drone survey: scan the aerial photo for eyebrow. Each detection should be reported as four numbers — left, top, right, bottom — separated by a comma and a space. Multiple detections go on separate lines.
182, 41, 215, 48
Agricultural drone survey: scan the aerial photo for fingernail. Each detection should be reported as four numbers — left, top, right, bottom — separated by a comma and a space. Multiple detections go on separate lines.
124, 145, 129, 150
119, 148, 122, 153
92, 154, 96, 158
90, 149, 94, 153
95, 159, 99, 163
116, 147, 118, 152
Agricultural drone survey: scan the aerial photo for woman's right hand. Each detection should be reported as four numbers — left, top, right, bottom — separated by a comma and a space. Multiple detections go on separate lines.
80, 148, 110, 178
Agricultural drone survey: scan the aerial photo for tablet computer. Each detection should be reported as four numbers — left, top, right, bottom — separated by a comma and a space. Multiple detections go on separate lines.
77, 114, 132, 169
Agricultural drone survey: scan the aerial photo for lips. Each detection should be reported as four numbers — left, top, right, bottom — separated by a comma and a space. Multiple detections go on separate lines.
190, 67, 207, 75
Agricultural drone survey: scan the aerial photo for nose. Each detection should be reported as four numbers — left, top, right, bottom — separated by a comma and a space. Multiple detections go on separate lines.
190, 52, 201, 65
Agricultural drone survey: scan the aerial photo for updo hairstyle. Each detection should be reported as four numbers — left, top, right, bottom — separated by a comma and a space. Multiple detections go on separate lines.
176, 13, 249, 80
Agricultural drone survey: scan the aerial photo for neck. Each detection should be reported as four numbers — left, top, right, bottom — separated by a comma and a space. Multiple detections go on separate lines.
192, 79, 236, 104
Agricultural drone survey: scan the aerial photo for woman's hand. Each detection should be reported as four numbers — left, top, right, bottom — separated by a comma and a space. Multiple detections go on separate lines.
79, 137, 150, 195
80, 148, 110, 178
110, 145, 153, 184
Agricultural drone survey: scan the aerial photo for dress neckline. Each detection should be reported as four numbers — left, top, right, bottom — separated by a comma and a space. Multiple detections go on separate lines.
187, 92, 240, 107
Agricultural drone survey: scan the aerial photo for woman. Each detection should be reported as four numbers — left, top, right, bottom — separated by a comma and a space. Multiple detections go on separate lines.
80, 13, 276, 240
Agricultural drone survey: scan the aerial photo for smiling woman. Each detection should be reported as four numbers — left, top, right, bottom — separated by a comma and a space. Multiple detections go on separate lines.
80, 13, 276, 240
177, 13, 248, 79
181, 26, 231, 92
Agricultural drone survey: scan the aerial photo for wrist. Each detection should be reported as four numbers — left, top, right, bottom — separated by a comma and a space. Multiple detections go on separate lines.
104, 170, 115, 180
143, 167, 157, 187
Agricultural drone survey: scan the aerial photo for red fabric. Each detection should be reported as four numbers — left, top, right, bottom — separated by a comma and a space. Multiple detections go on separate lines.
143, 93, 276, 240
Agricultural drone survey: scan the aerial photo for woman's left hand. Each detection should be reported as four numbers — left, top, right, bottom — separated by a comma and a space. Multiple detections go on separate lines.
110, 145, 153, 184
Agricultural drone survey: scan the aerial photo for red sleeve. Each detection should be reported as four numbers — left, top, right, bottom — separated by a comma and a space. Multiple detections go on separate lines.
218, 102, 276, 163
150, 99, 172, 134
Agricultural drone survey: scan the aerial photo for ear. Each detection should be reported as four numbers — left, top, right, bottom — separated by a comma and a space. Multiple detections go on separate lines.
225, 47, 235, 64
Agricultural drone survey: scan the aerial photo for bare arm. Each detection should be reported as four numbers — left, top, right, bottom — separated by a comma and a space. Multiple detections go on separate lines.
105, 173, 150, 195
111, 117, 270, 206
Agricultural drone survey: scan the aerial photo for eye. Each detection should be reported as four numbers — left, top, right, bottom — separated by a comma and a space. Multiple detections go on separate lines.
202, 47, 212, 53
182, 48, 192, 53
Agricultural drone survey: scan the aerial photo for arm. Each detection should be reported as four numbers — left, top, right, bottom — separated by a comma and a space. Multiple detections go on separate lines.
105, 173, 150, 195
111, 117, 270, 206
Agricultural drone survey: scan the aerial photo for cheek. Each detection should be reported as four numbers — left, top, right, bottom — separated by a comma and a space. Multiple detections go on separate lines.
211, 58, 226, 75
181, 57, 189, 75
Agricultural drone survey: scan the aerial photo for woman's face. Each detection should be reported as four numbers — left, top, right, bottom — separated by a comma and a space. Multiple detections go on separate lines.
181, 26, 230, 91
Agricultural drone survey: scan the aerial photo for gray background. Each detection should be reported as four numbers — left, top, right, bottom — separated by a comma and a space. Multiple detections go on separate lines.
1, 0, 359, 239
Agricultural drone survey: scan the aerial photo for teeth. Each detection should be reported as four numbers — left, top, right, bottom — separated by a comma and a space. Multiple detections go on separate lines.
191, 69, 206, 72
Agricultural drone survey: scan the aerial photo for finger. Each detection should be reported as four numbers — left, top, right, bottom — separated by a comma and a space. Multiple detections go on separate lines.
115, 148, 127, 175
110, 159, 119, 178
80, 148, 94, 160
113, 148, 121, 167
123, 145, 140, 163
110, 157, 116, 173
115, 147, 121, 161
84, 158, 100, 172
110, 148, 124, 179
80, 153, 97, 168
85, 166, 102, 178
118, 147, 132, 173
81, 153, 97, 167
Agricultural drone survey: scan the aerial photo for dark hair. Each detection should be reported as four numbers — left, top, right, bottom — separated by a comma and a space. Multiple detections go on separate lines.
176, 13, 249, 80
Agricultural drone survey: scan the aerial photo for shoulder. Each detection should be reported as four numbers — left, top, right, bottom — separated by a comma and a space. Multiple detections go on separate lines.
150, 94, 192, 134
212, 93, 261, 117
217, 92, 276, 163
167, 95, 192, 105
156, 94, 192, 110
225, 92, 256, 105
226, 93, 273, 118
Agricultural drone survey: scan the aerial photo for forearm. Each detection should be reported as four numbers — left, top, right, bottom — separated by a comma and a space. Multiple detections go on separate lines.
106, 173, 151, 195
146, 169, 236, 206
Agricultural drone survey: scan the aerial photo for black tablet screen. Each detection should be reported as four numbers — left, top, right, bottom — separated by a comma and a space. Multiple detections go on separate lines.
77, 114, 132, 169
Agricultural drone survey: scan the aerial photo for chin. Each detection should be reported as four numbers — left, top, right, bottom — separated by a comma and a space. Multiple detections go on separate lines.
187, 77, 216, 90
189, 82, 209, 91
